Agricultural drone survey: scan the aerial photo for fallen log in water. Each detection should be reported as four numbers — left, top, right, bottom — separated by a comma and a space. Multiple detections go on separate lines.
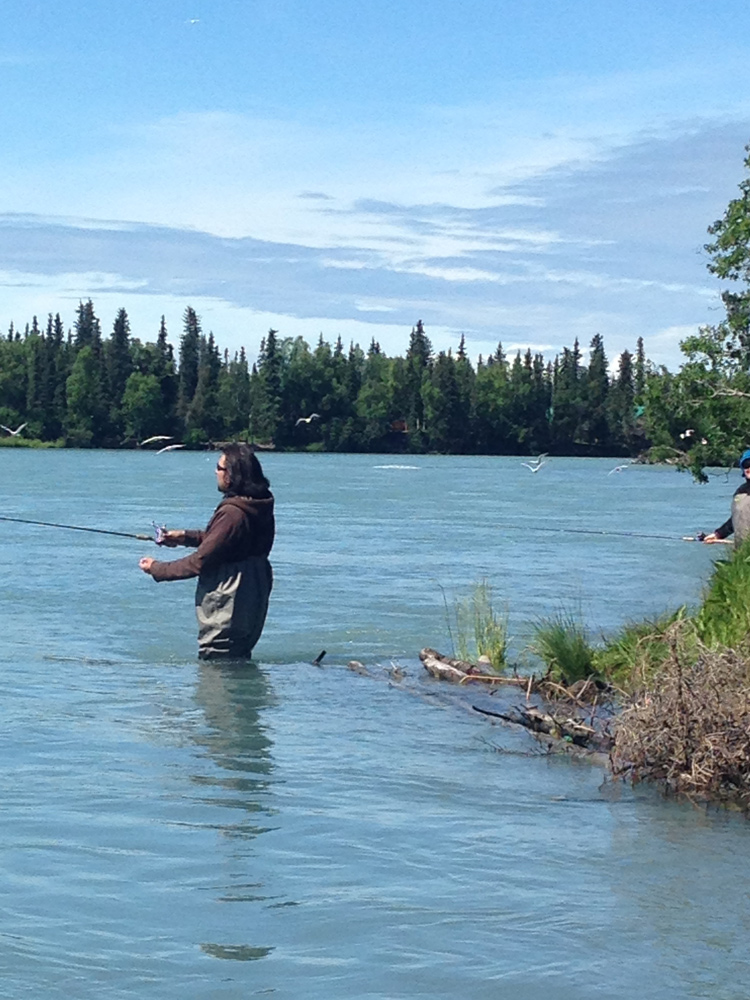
472, 703, 612, 752
420, 649, 613, 754
419, 648, 532, 687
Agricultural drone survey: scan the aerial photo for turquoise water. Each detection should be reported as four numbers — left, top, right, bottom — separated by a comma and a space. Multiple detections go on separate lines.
1, 450, 749, 998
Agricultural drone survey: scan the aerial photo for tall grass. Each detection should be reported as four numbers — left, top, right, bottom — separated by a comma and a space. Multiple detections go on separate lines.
694, 540, 750, 648
594, 609, 688, 691
445, 579, 509, 672
530, 610, 596, 684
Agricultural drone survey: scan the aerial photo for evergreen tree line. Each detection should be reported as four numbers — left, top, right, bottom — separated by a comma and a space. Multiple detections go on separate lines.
3, 145, 750, 467
0, 302, 656, 455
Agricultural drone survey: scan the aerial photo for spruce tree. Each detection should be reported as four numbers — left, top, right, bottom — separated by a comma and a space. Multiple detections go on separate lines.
583, 333, 610, 451
186, 332, 222, 442
155, 316, 178, 434
177, 307, 201, 423
608, 350, 636, 450
74, 300, 102, 349
405, 319, 432, 444
423, 350, 461, 452
249, 328, 283, 444
106, 307, 133, 438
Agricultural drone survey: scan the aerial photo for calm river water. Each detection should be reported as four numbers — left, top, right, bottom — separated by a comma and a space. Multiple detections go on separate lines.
1, 450, 749, 998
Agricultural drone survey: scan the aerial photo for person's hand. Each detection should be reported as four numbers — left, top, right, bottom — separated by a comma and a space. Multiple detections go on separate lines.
158, 530, 185, 547
139, 556, 156, 574
702, 533, 719, 544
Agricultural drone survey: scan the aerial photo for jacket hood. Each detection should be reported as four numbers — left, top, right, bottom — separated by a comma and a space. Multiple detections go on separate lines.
739, 449, 750, 470
220, 493, 274, 515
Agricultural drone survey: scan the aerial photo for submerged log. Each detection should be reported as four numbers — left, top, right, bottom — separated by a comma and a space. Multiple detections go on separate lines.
347, 660, 370, 676
473, 703, 613, 752
420, 648, 474, 682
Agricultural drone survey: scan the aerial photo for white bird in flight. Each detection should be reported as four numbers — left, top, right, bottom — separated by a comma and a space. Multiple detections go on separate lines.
140, 435, 173, 446
295, 413, 321, 426
156, 443, 185, 455
521, 453, 547, 473
0, 422, 27, 437
608, 463, 631, 475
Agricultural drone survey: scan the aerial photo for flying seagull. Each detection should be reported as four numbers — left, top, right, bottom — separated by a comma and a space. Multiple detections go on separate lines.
0, 422, 27, 437
295, 413, 321, 426
140, 435, 173, 446
521, 453, 547, 473
608, 463, 631, 475
156, 443, 185, 455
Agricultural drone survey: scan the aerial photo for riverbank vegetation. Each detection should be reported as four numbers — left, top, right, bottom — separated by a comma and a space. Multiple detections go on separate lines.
611, 633, 750, 809
439, 540, 750, 809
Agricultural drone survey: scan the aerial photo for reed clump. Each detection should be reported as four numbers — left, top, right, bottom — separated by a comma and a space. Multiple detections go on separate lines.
530, 611, 596, 686
446, 579, 509, 673
611, 626, 750, 809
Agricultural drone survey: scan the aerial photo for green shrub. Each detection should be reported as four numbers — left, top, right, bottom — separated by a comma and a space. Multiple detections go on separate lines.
530, 611, 596, 684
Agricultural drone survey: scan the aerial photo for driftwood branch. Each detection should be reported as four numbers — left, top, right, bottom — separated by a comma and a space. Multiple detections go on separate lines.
473, 703, 613, 752
419, 648, 531, 687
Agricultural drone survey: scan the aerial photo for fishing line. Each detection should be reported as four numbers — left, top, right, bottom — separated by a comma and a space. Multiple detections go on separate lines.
496, 523, 724, 543
0, 514, 154, 541
1, 515, 723, 546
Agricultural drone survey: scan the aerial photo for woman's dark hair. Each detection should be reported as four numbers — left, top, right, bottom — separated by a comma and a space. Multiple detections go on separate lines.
221, 444, 271, 497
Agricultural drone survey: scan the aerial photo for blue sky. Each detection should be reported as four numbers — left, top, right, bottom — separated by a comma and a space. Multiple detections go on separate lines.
1, 0, 749, 369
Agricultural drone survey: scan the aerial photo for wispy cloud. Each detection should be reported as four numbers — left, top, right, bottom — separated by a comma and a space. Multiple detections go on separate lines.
0, 97, 747, 369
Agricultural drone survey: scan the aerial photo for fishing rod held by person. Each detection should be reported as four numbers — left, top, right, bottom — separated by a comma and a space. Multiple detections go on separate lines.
497, 522, 733, 543
0, 514, 159, 542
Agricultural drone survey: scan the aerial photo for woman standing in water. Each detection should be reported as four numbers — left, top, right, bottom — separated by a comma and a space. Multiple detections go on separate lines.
139, 444, 275, 659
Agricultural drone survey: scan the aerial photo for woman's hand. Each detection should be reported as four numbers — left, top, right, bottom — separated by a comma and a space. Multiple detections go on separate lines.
702, 533, 719, 544
159, 530, 186, 547
139, 556, 156, 574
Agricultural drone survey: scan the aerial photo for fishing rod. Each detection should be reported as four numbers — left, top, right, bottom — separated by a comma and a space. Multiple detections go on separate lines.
501, 523, 731, 543
0, 514, 158, 542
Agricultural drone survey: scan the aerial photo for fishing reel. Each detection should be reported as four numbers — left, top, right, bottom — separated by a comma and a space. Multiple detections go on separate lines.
152, 522, 168, 545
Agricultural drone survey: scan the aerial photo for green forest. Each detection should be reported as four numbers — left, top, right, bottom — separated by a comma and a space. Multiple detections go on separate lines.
0, 304, 650, 456
1, 145, 749, 475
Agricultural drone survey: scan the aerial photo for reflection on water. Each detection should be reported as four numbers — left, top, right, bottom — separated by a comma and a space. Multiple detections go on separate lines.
190, 663, 288, 960
190, 663, 279, 843
192, 662, 275, 807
